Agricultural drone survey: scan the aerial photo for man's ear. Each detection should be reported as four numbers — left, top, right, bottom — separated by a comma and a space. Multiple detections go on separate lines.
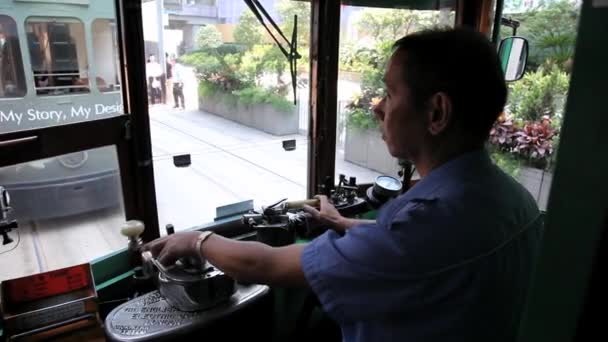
426, 92, 453, 136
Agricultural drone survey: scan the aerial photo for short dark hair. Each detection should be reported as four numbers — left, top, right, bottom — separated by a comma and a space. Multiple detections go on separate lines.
392, 28, 507, 145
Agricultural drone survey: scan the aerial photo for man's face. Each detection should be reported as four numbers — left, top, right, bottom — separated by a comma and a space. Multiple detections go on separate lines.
373, 51, 428, 160
149, 55, 156, 63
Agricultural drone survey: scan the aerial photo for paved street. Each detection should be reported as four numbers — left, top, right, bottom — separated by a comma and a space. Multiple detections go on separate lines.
149, 105, 382, 231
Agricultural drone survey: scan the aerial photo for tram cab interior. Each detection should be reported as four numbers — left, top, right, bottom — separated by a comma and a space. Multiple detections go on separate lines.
0, 0, 607, 341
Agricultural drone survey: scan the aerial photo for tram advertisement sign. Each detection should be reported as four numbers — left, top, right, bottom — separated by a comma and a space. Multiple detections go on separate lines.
0, 94, 124, 133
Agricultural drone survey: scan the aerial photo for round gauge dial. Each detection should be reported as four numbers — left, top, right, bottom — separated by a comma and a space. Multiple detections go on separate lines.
376, 176, 402, 191
372, 175, 403, 198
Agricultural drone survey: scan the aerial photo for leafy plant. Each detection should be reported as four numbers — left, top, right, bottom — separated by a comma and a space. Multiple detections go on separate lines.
345, 89, 383, 130
489, 114, 519, 149
507, 62, 569, 122
489, 114, 558, 169
513, 117, 557, 167
233, 87, 295, 113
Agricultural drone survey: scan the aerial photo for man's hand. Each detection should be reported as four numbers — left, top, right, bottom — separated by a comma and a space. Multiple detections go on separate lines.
142, 231, 201, 266
303, 195, 352, 232
142, 231, 308, 286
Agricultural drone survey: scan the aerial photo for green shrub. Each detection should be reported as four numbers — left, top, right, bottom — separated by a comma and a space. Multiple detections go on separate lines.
233, 87, 295, 113
508, 62, 569, 122
199, 82, 238, 107
346, 108, 379, 130
180, 52, 222, 79
490, 149, 521, 179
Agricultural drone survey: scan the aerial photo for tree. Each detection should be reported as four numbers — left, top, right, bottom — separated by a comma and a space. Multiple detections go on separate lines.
239, 44, 288, 90
196, 25, 222, 50
355, 8, 440, 43
277, 0, 311, 49
234, 11, 263, 47
503, 0, 580, 71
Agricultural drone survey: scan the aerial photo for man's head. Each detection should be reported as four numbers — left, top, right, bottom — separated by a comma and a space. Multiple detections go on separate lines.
149, 54, 156, 63
373, 28, 507, 162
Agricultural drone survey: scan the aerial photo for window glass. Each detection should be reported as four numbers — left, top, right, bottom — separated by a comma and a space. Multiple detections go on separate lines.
92, 19, 121, 92
26, 18, 90, 96
0, 15, 26, 98
142, 0, 309, 232
1, 14, 123, 135
335, 3, 456, 184
0, 146, 126, 281
1, 1, 128, 283
492, 0, 582, 211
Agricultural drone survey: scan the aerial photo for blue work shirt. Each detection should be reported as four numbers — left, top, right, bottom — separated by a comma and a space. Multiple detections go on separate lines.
301, 149, 542, 342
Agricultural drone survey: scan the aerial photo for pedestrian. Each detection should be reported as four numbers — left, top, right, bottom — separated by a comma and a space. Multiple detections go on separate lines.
171, 57, 185, 109
146, 54, 162, 104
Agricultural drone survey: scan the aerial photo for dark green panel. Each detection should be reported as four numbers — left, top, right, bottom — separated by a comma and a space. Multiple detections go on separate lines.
90, 248, 131, 286
518, 1, 608, 341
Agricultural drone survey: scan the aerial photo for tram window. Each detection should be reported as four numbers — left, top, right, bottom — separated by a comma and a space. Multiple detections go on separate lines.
143, 0, 311, 231
491, 1, 582, 211
25, 18, 90, 96
93, 19, 121, 92
0, 15, 26, 98
335, 4, 456, 183
0, 146, 126, 281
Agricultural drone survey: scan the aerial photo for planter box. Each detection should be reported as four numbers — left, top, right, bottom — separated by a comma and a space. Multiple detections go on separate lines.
199, 92, 298, 136
517, 166, 553, 211
344, 127, 401, 176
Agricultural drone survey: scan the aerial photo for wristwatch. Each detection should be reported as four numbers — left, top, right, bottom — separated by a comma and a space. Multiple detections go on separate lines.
195, 231, 214, 263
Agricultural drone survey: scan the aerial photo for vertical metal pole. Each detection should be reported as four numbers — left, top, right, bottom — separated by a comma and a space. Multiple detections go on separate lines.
307, 0, 341, 198
115, 0, 160, 242
492, 0, 504, 43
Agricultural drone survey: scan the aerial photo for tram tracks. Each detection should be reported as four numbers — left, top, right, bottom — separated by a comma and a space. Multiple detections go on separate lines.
149, 117, 307, 188
29, 220, 48, 273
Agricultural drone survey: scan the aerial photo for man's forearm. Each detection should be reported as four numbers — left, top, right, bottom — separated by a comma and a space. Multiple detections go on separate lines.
200, 234, 307, 286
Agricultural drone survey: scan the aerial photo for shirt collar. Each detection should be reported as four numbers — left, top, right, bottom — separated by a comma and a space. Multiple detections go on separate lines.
400, 148, 492, 201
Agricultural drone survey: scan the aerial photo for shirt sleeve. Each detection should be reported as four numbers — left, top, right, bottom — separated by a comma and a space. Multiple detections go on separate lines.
301, 220, 422, 323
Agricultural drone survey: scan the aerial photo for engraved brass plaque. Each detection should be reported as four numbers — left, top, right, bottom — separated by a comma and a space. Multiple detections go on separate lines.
105, 284, 269, 341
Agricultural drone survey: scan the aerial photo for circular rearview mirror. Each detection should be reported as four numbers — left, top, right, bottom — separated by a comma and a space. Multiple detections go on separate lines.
498, 36, 529, 82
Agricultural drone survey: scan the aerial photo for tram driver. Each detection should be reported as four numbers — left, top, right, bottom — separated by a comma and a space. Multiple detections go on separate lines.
144, 28, 542, 342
